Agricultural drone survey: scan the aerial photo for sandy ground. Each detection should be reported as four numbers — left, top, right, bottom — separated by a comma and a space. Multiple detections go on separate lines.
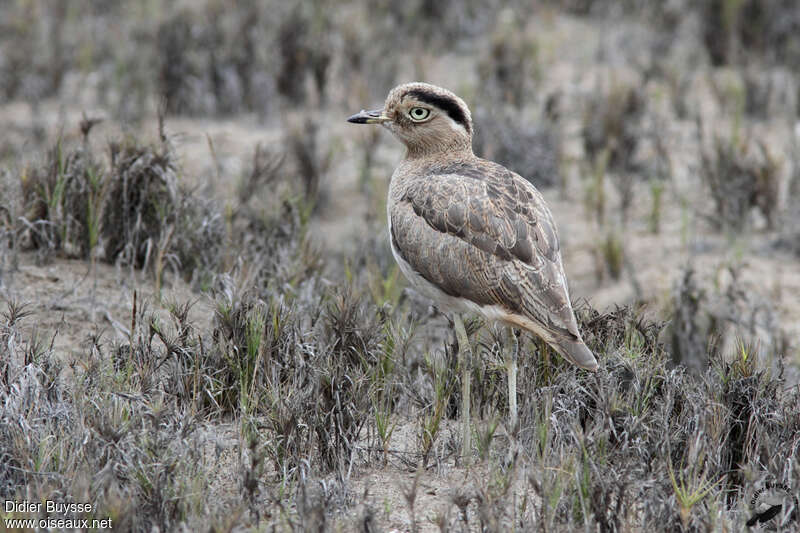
2, 10, 799, 530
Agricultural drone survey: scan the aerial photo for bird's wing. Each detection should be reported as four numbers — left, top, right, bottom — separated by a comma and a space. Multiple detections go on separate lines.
390, 160, 581, 342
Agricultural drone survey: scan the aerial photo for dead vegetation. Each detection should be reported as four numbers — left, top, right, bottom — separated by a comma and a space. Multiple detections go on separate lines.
2, 130, 798, 530
1, 0, 800, 531
698, 127, 783, 233
2, 257, 797, 530
15, 133, 226, 288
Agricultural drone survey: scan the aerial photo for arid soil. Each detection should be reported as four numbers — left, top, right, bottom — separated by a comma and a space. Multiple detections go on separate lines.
2, 3, 799, 531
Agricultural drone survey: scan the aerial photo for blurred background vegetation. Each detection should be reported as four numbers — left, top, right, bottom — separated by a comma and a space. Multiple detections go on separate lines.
1, 0, 799, 531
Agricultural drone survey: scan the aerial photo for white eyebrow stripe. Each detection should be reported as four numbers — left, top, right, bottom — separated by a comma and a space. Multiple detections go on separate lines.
444, 114, 468, 135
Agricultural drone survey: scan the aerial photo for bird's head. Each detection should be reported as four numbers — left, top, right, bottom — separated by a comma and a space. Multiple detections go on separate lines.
348, 82, 473, 157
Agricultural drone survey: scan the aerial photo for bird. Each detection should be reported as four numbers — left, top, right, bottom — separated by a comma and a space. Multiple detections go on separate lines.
348, 82, 598, 462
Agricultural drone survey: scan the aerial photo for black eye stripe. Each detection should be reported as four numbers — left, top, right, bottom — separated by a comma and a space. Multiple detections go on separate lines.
405, 89, 471, 134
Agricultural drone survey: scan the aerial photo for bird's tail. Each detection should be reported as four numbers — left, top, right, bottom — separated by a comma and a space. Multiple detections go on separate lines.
552, 338, 598, 372
501, 312, 599, 371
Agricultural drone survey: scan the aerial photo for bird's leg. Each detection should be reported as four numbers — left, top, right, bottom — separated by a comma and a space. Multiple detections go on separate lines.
507, 328, 520, 431
453, 314, 471, 466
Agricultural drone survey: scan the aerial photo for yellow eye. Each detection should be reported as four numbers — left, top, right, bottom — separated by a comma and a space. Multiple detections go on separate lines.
409, 107, 431, 121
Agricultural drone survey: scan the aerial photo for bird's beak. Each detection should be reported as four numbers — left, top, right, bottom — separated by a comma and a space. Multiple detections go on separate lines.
347, 108, 390, 124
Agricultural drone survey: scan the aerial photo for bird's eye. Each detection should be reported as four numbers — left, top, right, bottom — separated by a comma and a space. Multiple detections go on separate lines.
408, 107, 431, 121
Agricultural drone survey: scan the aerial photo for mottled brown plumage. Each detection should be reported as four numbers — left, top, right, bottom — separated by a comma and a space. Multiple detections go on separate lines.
348, 82, 597, 372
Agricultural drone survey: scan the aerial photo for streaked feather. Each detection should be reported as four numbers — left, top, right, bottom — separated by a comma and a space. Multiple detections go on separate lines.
390, 158, 581, 345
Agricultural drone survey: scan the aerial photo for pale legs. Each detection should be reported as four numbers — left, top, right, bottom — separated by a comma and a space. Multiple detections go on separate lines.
455, 317, 521, 466
453, 314, 472, 465
507, 328, 520, 431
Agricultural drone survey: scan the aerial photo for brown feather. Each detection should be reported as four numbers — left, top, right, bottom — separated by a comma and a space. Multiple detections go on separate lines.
391, 158, 580, 343
350, 81, 597, 371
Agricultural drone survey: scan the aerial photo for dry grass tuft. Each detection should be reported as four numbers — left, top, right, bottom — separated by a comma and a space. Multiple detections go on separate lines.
698, 130, 783, 232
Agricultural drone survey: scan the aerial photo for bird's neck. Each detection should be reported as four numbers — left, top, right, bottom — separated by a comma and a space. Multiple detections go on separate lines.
404, 139, 473, 160
393, 149, 476, 189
